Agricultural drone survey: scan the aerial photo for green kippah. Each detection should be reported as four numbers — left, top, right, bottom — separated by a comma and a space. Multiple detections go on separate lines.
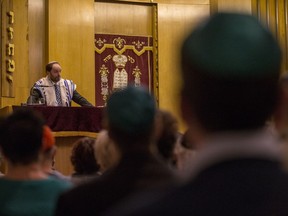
107, 86, 156, 133
182, 12, 282, 78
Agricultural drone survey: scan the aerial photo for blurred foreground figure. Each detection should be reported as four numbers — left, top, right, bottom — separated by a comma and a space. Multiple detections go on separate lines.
0, 109, 71, 216
130, 12, 288, 216
55, 86, 178, 216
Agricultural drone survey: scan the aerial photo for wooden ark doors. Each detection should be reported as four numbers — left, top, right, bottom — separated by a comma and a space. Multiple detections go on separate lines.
94, 0, 158, 106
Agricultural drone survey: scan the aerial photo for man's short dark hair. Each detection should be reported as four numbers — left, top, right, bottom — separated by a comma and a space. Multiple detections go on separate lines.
0, 109, 45, 165
46, 61, 60, 72
70, 137, 100, 175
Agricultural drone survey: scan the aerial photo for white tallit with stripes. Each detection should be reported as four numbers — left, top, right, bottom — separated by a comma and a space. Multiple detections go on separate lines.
34, 76, 76, 106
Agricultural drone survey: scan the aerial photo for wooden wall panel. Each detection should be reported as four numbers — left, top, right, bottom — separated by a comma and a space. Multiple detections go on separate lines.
94, 2, 153, 35
114, 0, 209, 4
1, 0, 29, 107
252, 0, 288, 72
157, 3, 209, 131
47, 0, 95, 106
28, 0, 45, 91
276, 0, 287, 72
217, 0, 252, 13
1, 0, 14, 98
267, 0, 277, 36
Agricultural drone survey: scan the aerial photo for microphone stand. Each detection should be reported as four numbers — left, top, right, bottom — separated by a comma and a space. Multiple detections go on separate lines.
27, 84, 52, 105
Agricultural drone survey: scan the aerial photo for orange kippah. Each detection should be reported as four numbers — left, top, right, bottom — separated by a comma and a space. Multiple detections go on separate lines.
42, 125, 55, 150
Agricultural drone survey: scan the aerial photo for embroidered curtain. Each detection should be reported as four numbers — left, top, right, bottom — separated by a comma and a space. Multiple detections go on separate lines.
95, 34, 153, 106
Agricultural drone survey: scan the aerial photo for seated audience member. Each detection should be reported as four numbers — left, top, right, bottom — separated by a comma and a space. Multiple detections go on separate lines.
274, 74, 288, 171
94, 129, 120, 174
55, 86, 179, 216
274, 74, 288, 137
154, 111, 196, 177
154, 109, 179, 168
70, 137, 101, 185
42, 144, 69, 181
128, 13, 288, 215
0, 153, 4, 177
173, 130, 197, 179
0, 109, 71, 216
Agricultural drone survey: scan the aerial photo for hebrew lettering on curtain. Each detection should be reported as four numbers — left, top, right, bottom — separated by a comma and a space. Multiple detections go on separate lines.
95, 34, 153, 106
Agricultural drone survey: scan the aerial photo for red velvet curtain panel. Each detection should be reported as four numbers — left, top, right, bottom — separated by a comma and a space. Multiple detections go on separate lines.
95, 34, 153, 106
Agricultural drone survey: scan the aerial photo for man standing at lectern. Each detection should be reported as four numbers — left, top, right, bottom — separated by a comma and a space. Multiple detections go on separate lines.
28, 61, 93, 107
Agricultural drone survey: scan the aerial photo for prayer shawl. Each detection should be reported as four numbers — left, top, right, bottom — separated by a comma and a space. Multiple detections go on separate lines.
35, 76, 76, 107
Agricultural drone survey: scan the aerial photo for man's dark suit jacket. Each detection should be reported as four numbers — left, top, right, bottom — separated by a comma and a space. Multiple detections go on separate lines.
55, 152, 178, 216
131, 158, 288, 216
